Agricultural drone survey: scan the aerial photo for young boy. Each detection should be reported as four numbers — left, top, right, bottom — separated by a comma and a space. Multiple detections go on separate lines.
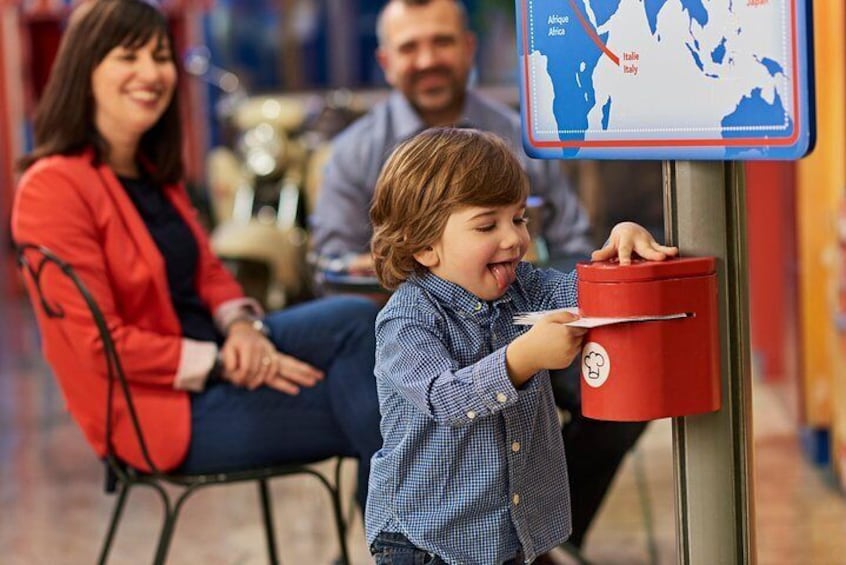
366, 128, 677, 565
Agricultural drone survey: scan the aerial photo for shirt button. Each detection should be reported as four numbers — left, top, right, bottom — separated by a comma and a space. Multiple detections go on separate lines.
474, 302, 482, 312
512, 493, 521, 505
466, 410, 477, 420
496, 392, 508, 403
511, 441, 521, 453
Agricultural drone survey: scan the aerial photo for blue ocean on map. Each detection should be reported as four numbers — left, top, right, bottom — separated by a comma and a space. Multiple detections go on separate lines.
529, 2, 605, 156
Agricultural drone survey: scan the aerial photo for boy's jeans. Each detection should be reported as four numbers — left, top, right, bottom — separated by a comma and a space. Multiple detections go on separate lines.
371, 533, 446, 565
370, 532, 526, 565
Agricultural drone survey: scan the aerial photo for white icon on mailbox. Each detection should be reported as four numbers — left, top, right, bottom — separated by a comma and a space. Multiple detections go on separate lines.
582, 342, 610, 388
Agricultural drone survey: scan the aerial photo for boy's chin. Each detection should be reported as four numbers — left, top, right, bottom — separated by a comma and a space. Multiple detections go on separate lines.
432, 272, 509, 301
472, 286, 509, 302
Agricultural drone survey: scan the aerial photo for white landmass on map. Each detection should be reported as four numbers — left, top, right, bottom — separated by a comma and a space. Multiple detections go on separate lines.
585, 0, 790, 139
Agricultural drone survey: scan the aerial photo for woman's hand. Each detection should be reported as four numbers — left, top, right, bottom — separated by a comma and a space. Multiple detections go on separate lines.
219, 320, 278, 389
263, 353, 324, 395
219, 320, 324, 394
591, 221, 678, 265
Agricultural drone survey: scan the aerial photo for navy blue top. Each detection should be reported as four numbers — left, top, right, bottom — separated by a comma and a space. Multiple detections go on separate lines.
119, 174, 222, 345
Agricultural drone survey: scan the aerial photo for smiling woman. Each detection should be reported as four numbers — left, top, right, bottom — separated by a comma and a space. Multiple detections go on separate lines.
18, 0, 183, 184
11, 0, 383, 523
90, 33, 176, 178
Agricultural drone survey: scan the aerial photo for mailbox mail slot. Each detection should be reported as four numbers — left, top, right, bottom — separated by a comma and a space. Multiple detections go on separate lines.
577, 257, 720, 421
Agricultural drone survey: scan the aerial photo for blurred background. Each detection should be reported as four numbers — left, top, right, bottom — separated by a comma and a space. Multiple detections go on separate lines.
1, 1, 845, 563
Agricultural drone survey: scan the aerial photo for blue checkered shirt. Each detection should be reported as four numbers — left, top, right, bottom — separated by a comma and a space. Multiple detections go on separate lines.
365, 262, 578, 565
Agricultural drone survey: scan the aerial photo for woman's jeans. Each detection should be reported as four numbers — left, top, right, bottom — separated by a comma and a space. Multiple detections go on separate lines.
179, 295, 382, 510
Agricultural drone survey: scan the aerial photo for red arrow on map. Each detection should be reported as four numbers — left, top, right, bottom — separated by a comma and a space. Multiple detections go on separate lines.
568, 0, 621, 66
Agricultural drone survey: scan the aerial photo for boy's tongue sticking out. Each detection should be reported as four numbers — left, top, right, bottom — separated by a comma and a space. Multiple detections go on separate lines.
489, 262, 516, 292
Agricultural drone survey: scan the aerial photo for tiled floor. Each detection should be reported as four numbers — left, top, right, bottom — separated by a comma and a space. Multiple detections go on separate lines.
2, 294, 846, 565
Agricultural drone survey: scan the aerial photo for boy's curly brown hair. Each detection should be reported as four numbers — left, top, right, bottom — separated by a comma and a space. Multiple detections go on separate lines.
370, 127, 529, 290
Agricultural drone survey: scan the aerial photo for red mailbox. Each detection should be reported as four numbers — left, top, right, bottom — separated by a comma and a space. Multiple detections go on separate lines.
577, 257, 721, 421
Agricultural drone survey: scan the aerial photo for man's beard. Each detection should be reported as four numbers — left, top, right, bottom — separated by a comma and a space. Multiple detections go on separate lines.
408, 67, 466, 120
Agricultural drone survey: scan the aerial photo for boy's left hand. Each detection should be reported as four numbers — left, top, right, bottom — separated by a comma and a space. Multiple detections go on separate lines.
591, 221, 679, 265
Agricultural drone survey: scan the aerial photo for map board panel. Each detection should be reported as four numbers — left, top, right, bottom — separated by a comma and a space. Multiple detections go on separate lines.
516, 0, 814, 160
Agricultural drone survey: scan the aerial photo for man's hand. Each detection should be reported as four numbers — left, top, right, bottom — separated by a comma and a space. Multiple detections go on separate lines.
346, 253, 376, 276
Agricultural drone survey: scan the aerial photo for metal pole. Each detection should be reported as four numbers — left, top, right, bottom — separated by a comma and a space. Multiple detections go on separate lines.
663, 160, 756, 565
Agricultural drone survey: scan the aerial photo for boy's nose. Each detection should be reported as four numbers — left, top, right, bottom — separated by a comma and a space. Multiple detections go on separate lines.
501, 226, 524, 249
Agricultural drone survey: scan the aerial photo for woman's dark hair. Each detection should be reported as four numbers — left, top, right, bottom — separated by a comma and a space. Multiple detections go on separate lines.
18, 0, 183, 184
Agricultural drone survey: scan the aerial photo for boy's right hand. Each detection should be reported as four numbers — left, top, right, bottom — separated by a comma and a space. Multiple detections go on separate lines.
505, 311, 588, 386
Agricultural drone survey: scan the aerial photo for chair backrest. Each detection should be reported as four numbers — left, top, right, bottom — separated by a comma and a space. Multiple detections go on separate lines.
16, 243, 162, 477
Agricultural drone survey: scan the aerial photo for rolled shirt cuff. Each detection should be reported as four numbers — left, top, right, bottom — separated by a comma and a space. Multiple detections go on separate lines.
174, 339, 219, 392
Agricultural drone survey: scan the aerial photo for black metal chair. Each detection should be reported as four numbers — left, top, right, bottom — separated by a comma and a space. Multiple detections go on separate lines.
16, 243, 350, 565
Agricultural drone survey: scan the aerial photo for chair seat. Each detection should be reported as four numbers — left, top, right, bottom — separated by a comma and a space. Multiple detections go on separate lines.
110, 456, 335, 487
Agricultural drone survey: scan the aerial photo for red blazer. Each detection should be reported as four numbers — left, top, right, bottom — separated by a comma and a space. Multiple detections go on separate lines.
12, 151, 244, 471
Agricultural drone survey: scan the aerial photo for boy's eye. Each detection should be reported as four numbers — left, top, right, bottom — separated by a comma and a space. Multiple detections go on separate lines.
475, 224, 496, 233
514, 216, 529, 226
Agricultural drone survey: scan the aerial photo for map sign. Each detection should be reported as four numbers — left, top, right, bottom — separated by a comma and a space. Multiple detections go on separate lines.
516, 0, 814, 160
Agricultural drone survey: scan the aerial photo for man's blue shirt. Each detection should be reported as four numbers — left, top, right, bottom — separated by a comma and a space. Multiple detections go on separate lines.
310, 90, 593, 264
365, 262, 578, 564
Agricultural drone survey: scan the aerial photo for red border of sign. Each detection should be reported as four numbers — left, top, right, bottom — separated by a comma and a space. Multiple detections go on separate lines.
520, 0, 802, 149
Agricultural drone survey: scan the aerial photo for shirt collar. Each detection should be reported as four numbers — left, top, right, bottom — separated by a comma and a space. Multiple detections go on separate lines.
388, 89, 485, 141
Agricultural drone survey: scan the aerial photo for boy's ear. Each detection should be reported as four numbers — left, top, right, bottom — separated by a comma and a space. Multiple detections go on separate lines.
413, 246, 439, 268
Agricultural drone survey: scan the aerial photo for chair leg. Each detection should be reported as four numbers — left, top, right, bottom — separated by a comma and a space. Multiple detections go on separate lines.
258, 479, 280, 565
97, 482, 132, 565
149, 482, 177, 565
330, 459, 350, 565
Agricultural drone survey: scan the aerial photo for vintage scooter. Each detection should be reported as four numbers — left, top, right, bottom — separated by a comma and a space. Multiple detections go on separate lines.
186, 47, 361, 309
